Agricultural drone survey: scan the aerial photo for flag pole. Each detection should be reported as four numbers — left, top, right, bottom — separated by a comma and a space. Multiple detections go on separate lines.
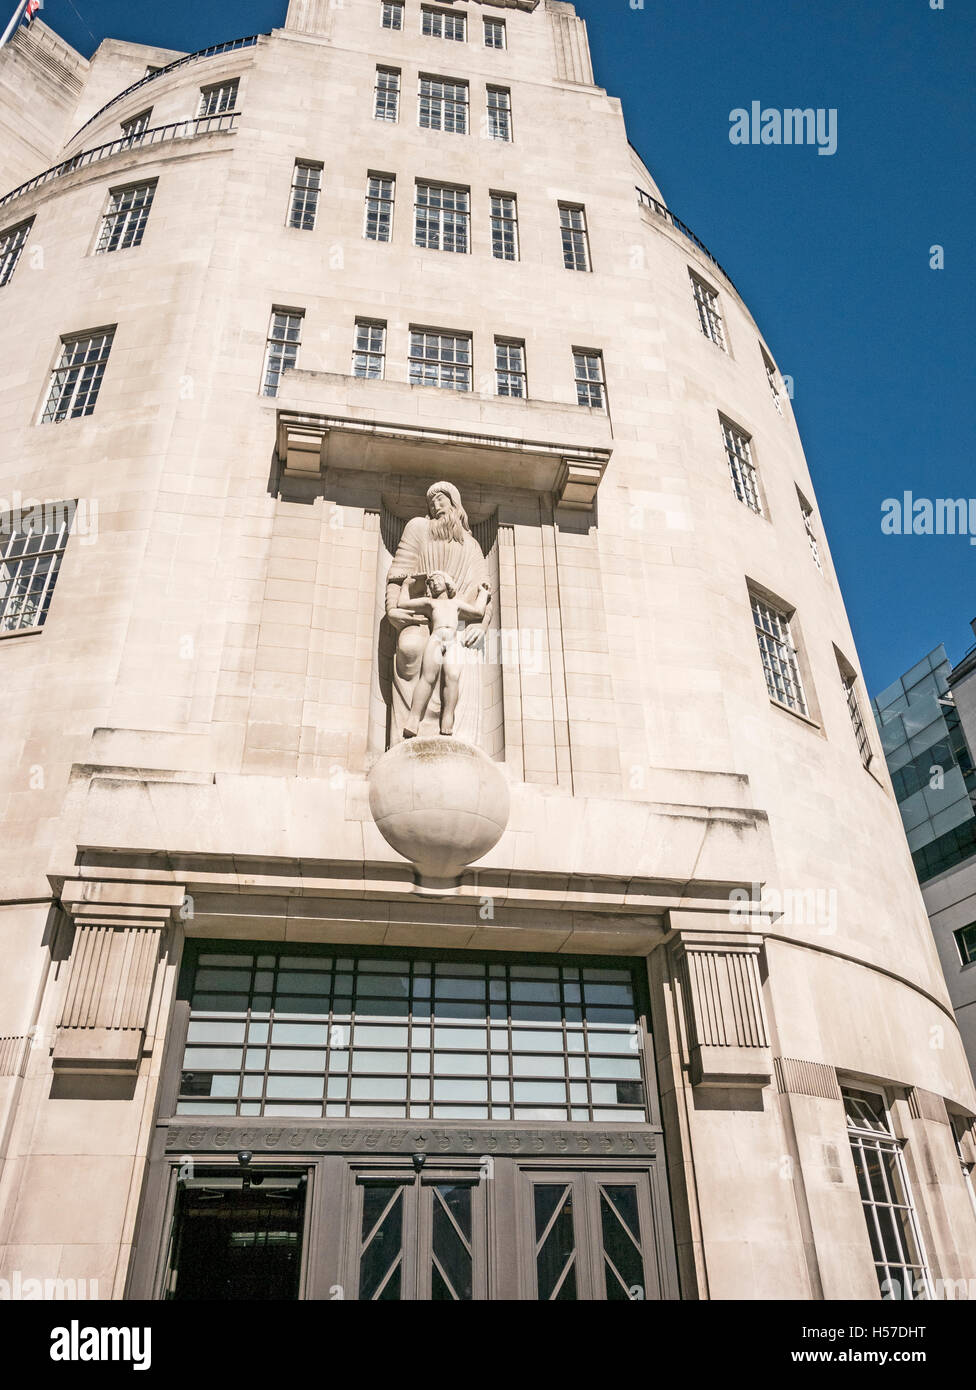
0, 1, 30, 50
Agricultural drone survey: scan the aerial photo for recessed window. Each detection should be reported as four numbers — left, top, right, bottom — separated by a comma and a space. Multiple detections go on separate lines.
574, 350, 605, 410
374, 66, 401, 122
287, 161, 322, 231
486, 87, 512, 142
198, 79, 239, 117
956, 923, 976, 966
0, 501, 74, 634
95, 181, 157, 254
414, 181, 469, 253
496, 339, 526, 398
797, 489, 823, 571
364, 173, 395, 242
559, 204, 590, 272
751, 592, 807, 716
352, 319, 387, 379
721, 419, 763, 515
484, 16, 506, 49
120, 109, 152, 139
762, 347, 784, 415
409, 329, 472, 391
837, 653, 872, 768
41, 327, 115, 423
262, 309, 304, 398
690, 272, 726, 351
419, 75, 468, 133
381, 1, 404, 29
490, 192, 518, 261
422, 6, 466, 41
0, 217, 34, 288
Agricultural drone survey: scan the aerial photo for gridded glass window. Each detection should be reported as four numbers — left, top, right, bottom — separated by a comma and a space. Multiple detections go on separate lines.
120, 109, 152, 139
691, 272, 726, 350
486, 87, 512, 141
722, 419, 763, 515
422, 6, 466, 41
763, 349, 784, 414
560, 204, 590, 272
95, 181, 157, 254
496, 339, 526, 398
484, 16, 506, 48
382, 1, 404, 29
841, 665, 872, 767
374, 66, 401, 122
799, 493, 823, 571
288, 161, 322, 231
175, 945, 650, 1123
352, 319, 387, 379
409, 329, 472, 391
956, 923, 976, 966
951, 1114, 976, 1219
198, 79, 239, 117
414, 182, 469, 253
751, 593, 808, 716
364, 174, 395, 242
419, 75, 468, 133
0, 217, 34, 288
262, 309, 303, 398
0, 503, 73, 633
41, 328, 115, 423
842, 1088, 931, 1300
490, 193, 518, 261
574, 350, 605, 410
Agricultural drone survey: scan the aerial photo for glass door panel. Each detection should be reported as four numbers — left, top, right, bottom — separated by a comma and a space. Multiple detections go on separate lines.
353, 1169, 486, 1300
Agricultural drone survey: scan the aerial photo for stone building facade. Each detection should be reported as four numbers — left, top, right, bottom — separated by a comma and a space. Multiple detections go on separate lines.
0, 1, 973, 1301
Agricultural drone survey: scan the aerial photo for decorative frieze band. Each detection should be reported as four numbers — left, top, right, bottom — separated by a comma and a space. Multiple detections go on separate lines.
673, 929, 772, 1088
774, 1057, 842, 1101
165, 1123, 659, 1158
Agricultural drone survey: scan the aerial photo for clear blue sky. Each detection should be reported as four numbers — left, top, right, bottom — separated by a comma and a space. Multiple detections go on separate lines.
29, 0, 976, 692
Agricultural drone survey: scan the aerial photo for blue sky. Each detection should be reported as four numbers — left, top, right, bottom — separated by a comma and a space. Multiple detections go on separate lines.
26, 0, 976, 692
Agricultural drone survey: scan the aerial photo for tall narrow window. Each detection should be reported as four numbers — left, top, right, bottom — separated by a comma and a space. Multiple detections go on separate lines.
408, 330, 472, 391
691, 272, 726, 350
751, 592, 807, 716
262, 309, 304, 398
374, 66, 401, 122
486, 87, 512, 141
352, 319, 387, 379
0, 217, 34, 288
415, 182, 469, 253
364, 174, 395, 242
495, 339, 526, 398
762, 348, 784, 414
490, 193, 518, 261
560, 204, 590, 271
288, 161, 322, 231
95, 181, 157, 254
198, 79, 239, 116
41, 328, 115, 423
842, 1087, 931, 1301
0, 502, 73, 633
422, 6, 466, 41
419, 76, 468, 133
484, 16, 506, 48
951, 1114, 976, 1220
953, 923, 976, 966
798, 490, 823, 571
381, 1, 404, 29
722, 419, 763, 515
838, 654, 872, 767
574, 350, 605, 410
120, 109, 152, 139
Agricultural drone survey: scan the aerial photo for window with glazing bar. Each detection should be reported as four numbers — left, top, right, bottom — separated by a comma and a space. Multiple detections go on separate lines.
409, 329, 472, 391
352, 319, 387, 379
419, 75, 468, 133
0, 218, 34, 287
374, 66, 401, 121
574, 350, 605, 409
486, 87, 512, 141
288, 161, 323, 230
955, 923, 976, 966
382, 1, 404, 29
722, 419, 763, 515
120, 109, 152, 139
484, 16, 505, 48
95, 181, 157, 254
798, 491, 823, 571
415, 182, 469, 253
691, 272, 726, 350
0, 502, 73, 633
490, 192, 518, 261
560, 203, 590, 271
763, 348, 784, 414
839, 659, 872, 767
41, 328, 115, 423
496, 339, 526, 398
751, 593, 807, 715
364, 174, 395, 242
198, 79, 239, 116
262, 309, 304, 397
422, 6, 466, 40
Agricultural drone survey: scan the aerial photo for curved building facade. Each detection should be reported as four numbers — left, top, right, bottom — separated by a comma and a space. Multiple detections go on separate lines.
0, 1, 973, 1301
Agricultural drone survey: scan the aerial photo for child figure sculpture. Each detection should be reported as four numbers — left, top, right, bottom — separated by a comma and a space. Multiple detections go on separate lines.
398, 571, 491, 738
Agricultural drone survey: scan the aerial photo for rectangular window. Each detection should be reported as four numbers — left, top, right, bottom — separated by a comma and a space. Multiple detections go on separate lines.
288, 161, 322, 231
560, 203, 590, 271
0, 217, 34, 288
763, 348, 784, 414
486, 87, 512, 142
409, 329, 472, 391
484, 17, 506, 48
956, 923, 976, 966
422, 6, 466, 41
419, 75, 468, 134
381, 1, 404, 29
951, 1114, 976, 1220
751, 593, 807, 716
495, 339, 526, 398
691, 272, 726, 350
95, 181, 157, 254
490, 192, 518, 261
374, 66, 401, 122
839, 660, 872, 768
364, 173, 395, 242
414, 181, 469, 253
198, 79, 239, 117
574, 350, 605, 410
722, 419, 763, 515
352, 319, 387, 379
120, 109, 152, 139
842, 1087, 931, 1301
262, 309, 304, 398
41, 328, 115, 423
798, 491, 823, 571
0, 502, 73, 633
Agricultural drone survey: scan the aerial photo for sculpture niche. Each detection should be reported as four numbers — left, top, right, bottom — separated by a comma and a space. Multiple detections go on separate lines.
368, 481, 510, 892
